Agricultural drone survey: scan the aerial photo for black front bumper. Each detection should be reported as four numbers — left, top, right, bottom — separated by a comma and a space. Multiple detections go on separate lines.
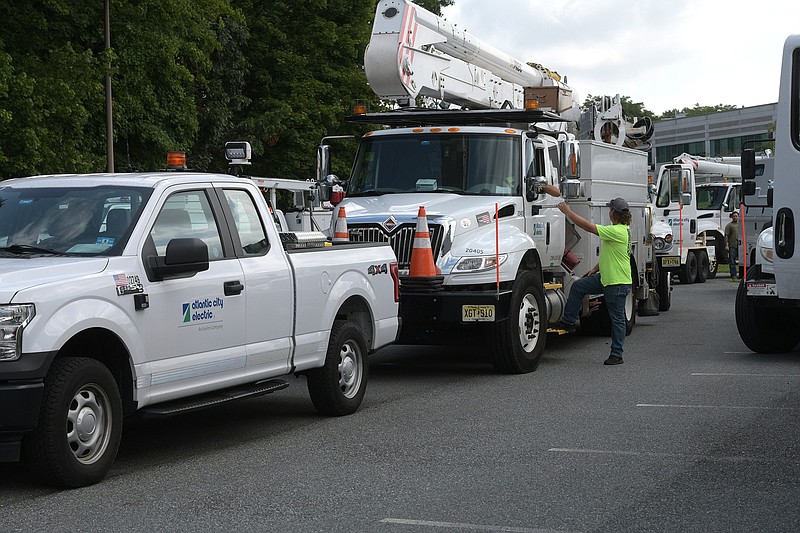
0, 351, 56, 461
0, 381, 44, 461
398, 288, 513, 343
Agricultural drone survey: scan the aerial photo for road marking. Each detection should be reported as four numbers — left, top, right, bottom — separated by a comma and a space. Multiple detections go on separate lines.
548, 448, 765, 463
380, 518, 579, 533
692, 372, 800, 377
637, 403, 800, 410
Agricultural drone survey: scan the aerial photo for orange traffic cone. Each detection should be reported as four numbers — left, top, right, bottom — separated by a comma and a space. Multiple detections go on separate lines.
408, 206, 438, 277
333, 206, 348, 243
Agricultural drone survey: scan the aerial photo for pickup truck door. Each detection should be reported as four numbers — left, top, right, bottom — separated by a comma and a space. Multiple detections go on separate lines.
135, 186, 247, 404
218, 187, 293, 377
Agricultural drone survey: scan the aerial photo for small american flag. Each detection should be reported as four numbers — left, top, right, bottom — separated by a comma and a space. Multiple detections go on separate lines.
113, 274, 128, 286
476, 212, 491, 225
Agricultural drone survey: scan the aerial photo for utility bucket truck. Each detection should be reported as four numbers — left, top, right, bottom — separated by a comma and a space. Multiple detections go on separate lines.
674, 152, 774, 278
317, 0, 662, 374
736, 34, 800, 354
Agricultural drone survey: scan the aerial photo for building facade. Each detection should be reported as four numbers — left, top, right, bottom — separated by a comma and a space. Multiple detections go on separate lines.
650, 103, 777, 165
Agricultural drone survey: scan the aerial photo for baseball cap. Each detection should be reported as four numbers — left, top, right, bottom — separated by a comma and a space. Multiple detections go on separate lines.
607, 197, 629, 213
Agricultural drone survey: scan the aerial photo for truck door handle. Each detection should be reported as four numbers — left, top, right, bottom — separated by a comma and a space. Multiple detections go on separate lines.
224, 280, 244, 295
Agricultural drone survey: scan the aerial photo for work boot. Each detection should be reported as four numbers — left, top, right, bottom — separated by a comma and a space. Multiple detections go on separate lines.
604, 356, 623, 365
553, 320, 576, 333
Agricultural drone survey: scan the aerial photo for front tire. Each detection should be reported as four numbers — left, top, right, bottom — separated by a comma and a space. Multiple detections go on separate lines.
656, 264, 672, 311
24, 357, 122, 488
490, 270, 546, 374
307, 320, 368, 416
678, 251, 698, 284
735, 265, 800, 353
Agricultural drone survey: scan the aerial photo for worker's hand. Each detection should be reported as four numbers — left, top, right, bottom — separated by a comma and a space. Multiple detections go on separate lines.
557, 201, 570, 214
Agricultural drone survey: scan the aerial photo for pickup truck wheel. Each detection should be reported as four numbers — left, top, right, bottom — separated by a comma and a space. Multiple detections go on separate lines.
735, 265, 800, 353
678, 251, 697, 284
307, 320, 368, 416
24, 357, 122, 488
489, 270, 546, 374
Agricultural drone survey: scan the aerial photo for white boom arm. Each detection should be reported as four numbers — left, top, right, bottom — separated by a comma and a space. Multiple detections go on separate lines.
364, 0, 581, 122
673, 153, 742, 178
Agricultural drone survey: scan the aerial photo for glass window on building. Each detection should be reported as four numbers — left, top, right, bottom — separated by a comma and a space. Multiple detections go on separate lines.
655, 142, 705, 164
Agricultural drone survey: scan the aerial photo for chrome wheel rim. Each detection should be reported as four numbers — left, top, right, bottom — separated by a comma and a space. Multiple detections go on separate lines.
518, 293, 542, 353
66, 384, 112, 465
338, 340, 363, 399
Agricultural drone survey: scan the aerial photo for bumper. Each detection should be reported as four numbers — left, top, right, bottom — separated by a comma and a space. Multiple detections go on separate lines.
0, 381, 44, 461
399, 288, 513, 326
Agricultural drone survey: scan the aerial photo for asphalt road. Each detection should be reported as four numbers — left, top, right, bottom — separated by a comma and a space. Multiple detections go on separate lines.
2, 277, 800, 532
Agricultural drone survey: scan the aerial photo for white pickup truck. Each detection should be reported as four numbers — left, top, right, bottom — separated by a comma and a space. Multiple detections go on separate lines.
0, 170, 399, 488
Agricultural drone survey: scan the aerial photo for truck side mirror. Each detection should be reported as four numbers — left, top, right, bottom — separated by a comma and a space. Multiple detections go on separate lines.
149, 238, 209, 281
526, 175, 546, 201
741, 148, 756, 181
647, 182, 657, 198
742, 181, 756, 196
767, 187, 773, 207
316, 145, 331, 183
680, 192, 692, 206
561, 178, 582, 199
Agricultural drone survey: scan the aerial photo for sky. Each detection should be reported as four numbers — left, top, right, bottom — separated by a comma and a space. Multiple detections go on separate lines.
439, 0, 799, 115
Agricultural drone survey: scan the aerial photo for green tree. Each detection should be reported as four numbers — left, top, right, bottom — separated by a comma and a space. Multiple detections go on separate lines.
582, 94, 656, 120
658, 103, 739, 120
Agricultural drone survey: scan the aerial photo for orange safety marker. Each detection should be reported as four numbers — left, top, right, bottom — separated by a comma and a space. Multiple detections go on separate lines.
333, 206, 349, 242
408, 206, 438, 277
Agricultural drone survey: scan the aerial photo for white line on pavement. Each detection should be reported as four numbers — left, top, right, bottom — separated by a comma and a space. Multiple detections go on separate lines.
692, 372, 800, 377
548, 448, 765, 463
636, 403, 800, 410
379, 518, 579, 533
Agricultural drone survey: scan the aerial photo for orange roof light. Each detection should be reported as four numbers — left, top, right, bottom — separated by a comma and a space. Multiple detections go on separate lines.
166, 151, 187, 170
448, 127, 460, 132
353, 102, 368, 115
430, 128, 442, 133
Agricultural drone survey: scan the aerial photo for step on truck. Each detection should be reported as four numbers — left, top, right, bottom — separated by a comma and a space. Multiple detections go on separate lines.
0, 148, 400, 487
736, 34, 800, 353
316, 0, 662, 374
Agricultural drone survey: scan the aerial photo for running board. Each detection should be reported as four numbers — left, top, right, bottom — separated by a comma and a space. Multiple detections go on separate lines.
138, 379, 289, 418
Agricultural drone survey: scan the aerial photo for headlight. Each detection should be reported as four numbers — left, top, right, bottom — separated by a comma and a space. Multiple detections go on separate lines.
454, 254, 508, 273
758, 228, 774, 264
0, 304, 35, 361
653, 236, 672, 252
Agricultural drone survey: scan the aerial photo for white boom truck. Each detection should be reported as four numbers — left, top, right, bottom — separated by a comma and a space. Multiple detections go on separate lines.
0, 155, 400, 488
317, 0, 661, 374
674, 152, 774, 277
736, 34, 800, 353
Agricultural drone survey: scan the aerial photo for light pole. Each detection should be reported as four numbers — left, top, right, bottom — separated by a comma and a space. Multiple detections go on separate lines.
105, 0, 114, 172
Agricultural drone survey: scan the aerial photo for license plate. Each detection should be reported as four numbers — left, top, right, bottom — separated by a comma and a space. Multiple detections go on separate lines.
462, 305, 495, 322
746, 282, 777, 296
660, 256, 680, 267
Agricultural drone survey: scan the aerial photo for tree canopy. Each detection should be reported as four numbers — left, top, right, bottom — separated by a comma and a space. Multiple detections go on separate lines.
0, 0, 452, 179
0, 1, 740, 180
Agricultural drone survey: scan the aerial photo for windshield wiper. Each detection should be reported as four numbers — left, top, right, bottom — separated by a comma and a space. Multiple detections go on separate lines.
0, 244, 65, 255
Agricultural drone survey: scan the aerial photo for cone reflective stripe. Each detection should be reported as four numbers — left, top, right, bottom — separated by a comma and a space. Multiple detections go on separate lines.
409, 206, 438, 277
333, 206, 349, 242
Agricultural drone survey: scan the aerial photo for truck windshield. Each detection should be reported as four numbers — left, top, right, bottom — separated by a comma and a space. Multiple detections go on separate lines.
696, 185, 727, 210
0, 185, 151, 256
349, 133, 521, 196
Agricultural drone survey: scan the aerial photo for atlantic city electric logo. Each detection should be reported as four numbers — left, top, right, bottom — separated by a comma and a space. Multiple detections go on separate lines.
182, 298, 224, 323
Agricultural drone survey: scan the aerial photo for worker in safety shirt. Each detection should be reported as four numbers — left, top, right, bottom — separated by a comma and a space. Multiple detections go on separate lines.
555, 197, 633, 365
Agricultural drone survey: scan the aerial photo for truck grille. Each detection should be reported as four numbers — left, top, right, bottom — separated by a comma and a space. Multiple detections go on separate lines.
348, 224, 444, 269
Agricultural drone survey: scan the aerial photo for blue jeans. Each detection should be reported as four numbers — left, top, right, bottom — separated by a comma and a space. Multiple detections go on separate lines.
563, 272, 632, 359
728, 246, 738, 278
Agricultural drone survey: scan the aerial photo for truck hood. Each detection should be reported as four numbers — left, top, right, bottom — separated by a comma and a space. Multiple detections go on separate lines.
340, 194, 520, 225
0, 257, 109, 302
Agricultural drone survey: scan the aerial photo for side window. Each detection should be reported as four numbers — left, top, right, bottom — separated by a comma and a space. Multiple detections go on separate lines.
793, 48, 800, 149
149, 190, 224, 260
223, 189, 269, 256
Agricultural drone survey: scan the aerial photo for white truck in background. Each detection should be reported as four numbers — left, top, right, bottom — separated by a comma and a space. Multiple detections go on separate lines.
736, 34, 800, 354
674, 152, 774, 277
316, 0, 662, 374
0, 155, 400, 488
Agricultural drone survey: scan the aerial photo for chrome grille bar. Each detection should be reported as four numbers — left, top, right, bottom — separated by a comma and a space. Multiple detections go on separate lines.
348, 224, 444, 269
